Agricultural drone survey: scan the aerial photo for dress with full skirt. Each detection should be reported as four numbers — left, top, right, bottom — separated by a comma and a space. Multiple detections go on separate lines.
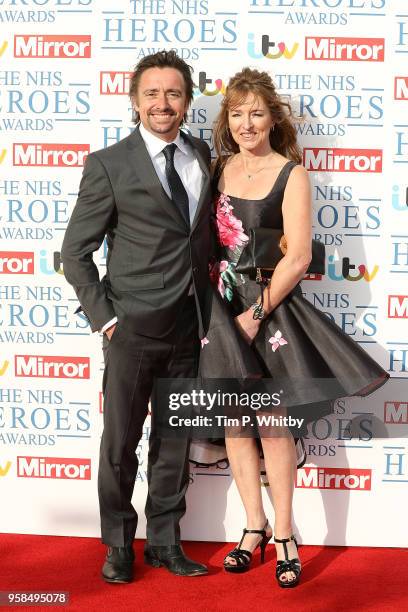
197, 161, 389, 439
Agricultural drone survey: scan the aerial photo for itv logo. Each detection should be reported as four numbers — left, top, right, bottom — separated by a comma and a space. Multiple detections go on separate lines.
248, 34, 299, 59
0, 360, 10, 376
392, 185, 408, 211
0, 460, 11, 477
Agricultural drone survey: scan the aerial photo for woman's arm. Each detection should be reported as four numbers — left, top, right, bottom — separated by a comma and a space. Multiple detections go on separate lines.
263, 164, 312, 312
235, 165, 312, 343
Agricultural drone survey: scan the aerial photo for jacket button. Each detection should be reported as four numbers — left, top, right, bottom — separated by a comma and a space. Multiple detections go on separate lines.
192, 267, 198, 273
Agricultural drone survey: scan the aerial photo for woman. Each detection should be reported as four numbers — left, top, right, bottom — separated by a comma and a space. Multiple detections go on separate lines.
199, 68, 388, 587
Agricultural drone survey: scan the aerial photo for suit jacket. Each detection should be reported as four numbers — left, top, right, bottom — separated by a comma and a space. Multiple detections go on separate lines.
61, 126, 212, 338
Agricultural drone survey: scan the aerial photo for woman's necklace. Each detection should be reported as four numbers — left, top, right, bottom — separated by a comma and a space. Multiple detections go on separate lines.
241, 153, 274, 180
245, 166, 267, 180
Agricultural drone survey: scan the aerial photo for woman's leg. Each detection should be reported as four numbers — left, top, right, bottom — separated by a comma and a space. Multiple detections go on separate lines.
260, 425, 299, 582
224, 435, 272, 564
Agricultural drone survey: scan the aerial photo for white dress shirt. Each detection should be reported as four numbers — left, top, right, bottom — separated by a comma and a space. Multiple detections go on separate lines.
100, 123, 204, 333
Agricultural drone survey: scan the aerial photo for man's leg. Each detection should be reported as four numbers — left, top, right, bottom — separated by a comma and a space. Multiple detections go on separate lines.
144, 298, 207, 575
98, 328, 152, 547
145, 297, 199, 545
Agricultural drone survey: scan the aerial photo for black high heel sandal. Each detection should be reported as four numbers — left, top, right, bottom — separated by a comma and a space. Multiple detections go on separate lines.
223, 520, 272, 573
274, 534, 301, 588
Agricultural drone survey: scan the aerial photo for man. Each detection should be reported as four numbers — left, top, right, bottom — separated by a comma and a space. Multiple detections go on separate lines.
61, 50, 212, 583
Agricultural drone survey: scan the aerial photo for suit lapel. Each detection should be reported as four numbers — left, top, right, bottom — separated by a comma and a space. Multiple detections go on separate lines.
126, 127, 188, 231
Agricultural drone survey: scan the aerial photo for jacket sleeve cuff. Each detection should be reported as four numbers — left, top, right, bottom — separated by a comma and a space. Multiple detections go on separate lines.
99, 317, 118, 335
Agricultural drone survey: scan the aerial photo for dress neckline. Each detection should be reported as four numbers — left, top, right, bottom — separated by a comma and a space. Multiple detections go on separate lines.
217, 160, 294, 202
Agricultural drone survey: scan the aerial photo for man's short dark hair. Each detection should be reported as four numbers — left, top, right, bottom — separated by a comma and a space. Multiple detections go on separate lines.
129, 50, 194, 124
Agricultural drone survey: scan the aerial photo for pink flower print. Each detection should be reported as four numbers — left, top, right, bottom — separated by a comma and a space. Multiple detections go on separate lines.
214, 193, 248, 249
216, 208, 248, 249
217, 261, 228, 297
201, 337, 209, 348
217, 193, 233, 214
269, 330, 288, 353
209, 260, 228, 297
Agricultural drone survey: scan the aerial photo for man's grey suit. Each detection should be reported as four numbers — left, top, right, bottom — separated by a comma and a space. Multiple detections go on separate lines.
61, 126, 212, 546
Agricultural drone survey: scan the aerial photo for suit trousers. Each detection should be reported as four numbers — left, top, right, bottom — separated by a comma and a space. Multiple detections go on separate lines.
98, 296, 199, 546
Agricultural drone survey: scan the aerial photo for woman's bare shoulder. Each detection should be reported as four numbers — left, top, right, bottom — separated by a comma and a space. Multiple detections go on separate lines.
287, 163, 309, 184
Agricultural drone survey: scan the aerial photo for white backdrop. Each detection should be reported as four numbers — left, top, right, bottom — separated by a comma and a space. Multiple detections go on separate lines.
1, 0, 408, 547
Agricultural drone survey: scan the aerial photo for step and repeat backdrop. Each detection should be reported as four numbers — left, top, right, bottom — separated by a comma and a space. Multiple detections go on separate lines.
1, 0, 408, 547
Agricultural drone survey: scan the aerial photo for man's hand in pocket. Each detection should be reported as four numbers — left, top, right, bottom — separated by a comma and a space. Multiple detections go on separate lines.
105, 324, 116, 341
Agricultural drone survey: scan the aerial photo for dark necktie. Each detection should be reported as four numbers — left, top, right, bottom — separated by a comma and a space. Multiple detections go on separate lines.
162, 143, 190, 226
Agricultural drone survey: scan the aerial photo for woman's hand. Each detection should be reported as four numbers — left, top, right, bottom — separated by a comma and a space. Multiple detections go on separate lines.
235, 309, 262, 344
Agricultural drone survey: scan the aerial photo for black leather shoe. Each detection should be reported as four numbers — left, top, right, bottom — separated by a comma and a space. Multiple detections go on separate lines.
144, 544, 208, 576
102, 546, 135, 584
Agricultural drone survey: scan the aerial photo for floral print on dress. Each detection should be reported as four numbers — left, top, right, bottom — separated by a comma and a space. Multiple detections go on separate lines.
210, 194, 249, 301
215, 193, 248, 250
209, 260, 227, 298
269, 330, 288, 352
209, 259, 239, 301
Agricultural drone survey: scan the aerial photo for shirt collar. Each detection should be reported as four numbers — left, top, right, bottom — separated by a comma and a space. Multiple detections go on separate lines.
139, 122, 189, 158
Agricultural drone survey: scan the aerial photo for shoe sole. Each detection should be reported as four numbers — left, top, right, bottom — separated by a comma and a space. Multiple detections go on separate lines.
224, 565, 249, 574
277, 578, 300, 588
102, 575, 133, 584
144, 555, 208, 576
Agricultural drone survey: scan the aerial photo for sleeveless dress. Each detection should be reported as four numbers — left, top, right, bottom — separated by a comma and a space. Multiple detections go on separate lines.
198, 161, 389, 427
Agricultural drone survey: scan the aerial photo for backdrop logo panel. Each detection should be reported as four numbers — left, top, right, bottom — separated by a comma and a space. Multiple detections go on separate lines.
383, 402, 408, 425
14, 35, 92, 58
394, 76, 408, 100
17, 456, 91, 479
392, 185, 408, 211
0, 361, 10, 376
296, 467, 372, 491
14, 355, 90, 379
303, 148, 383, 172
100, 71, 132, 95
388, 295, 408, 319
0, 387, 91, 447
0, 252, 34, 274
0, 0, 405, 547
247, 34, 299, 59
13, 144, 89, 166
195, 72, 226, 96
0, 0, 94, 24
304, 37, 385, 61
247, 0, 386, 26
0, 460, 12, 477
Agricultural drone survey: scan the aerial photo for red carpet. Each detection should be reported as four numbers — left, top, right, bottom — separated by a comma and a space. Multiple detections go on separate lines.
1, 535, 407, 611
